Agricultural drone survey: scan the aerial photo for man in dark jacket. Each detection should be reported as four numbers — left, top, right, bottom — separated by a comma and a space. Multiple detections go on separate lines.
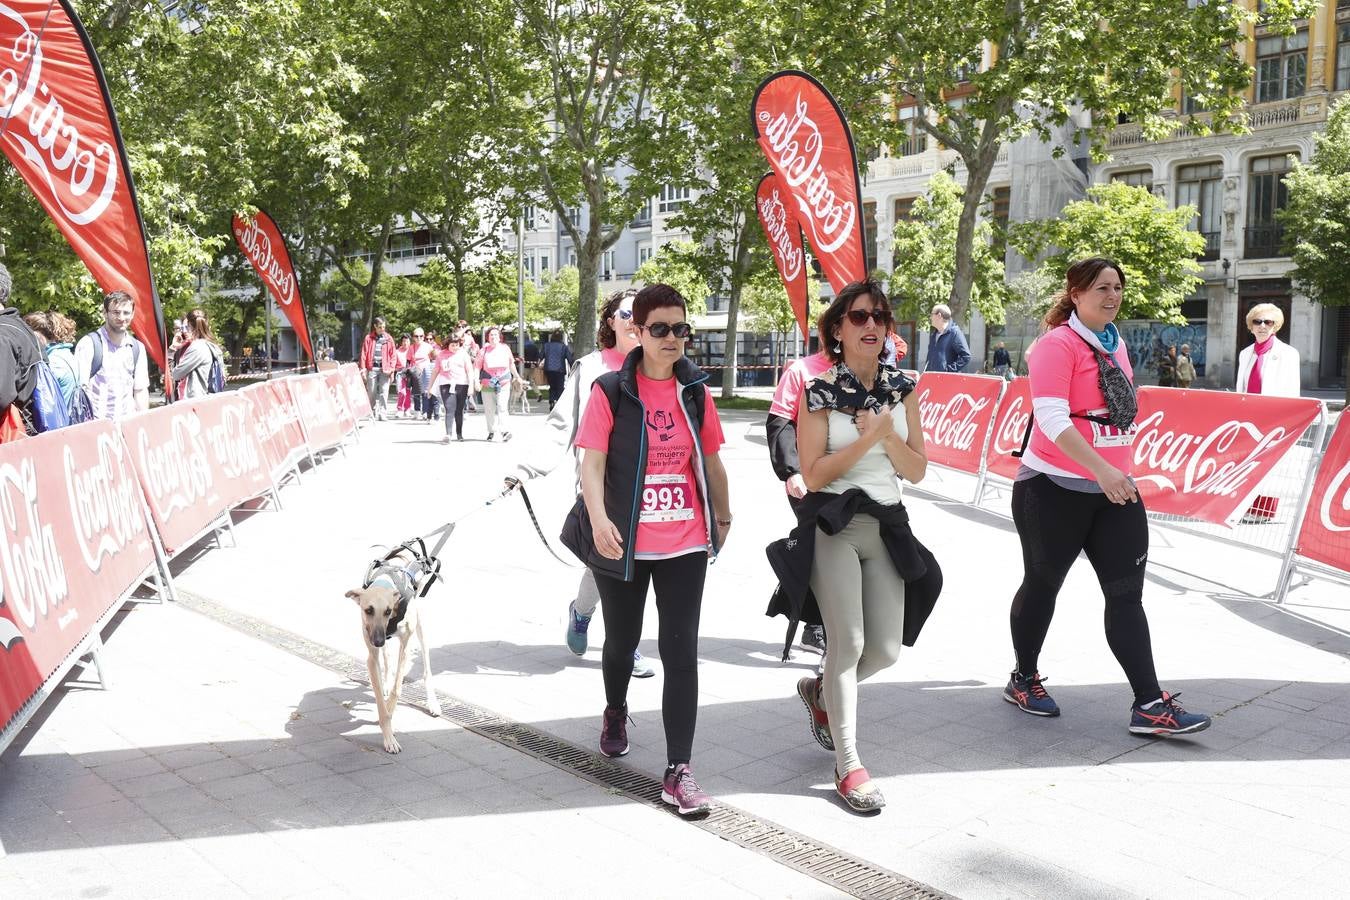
925, 303, 971, 373
0, 265, 43, 438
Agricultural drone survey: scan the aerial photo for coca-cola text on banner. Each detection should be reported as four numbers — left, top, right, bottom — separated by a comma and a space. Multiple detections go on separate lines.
1295, 412, 1350, 574
914, 373, 1006, 475
985, 377, 1033, 481
751, 70, 868, 294
0, 1, 166, 371
322, 369, 356, 437
0, 421, 157, 733
1130, 388, 1322, 527
232, 209, 314, 360
754, 172, 811, 342
340, 363, 374, 420
286, 374, 345, 453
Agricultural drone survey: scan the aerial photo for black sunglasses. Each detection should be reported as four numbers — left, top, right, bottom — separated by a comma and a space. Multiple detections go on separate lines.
1251, 318, 1277, 327
845, 309, 890, 327
615, 309, 633, 320
641, 322, 693, 339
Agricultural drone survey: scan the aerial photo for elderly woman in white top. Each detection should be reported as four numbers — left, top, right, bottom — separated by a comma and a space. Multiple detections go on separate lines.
1236, 303, 1301, 521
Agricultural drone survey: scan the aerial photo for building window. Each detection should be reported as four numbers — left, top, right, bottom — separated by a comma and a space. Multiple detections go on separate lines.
1338, 23, 1350, 92
1111, 169, 1154, 193
637, 243, 652, 268
897, 105, 927, 156
1246, 154, 1295, 258
658, 185, 691, 213
863, 201, 878, 272
567, 207, 580, 227
601, 250, 615, 279
523, 205, 535, 231
1181, 89, 1206, 115
1176, 162, 1222, 261
1255, 31, 1308, 103
523, 255, 534, 280
632, 200, 651, 227
538, 253, 550, 276
566, 248, 577, 268
893, 196, 916, 223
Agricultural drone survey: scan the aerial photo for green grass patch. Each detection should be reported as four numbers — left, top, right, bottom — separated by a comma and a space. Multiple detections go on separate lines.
713, 395, 772, 411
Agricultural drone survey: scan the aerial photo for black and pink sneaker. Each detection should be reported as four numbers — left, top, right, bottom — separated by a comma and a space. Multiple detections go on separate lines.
600, 704, 630, 757
661, 763, 712, 817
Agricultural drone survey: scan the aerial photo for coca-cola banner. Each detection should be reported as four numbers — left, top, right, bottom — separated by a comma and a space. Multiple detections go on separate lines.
232, 210, 313, 360
985, 377, 1032, 480
286, 374, 345, 452
751, 71, 867, 294
241, 381, 309, 481
339, 363, 373, 421
120, 395, 270, 555
1295, 413, 1350, 574
0, 421, 157, 733
755, 172, 811, 341
0, 2, 165, 371
322, 369, 357, 436
915, 373, 1005, 475
1131, 388, 1322, 527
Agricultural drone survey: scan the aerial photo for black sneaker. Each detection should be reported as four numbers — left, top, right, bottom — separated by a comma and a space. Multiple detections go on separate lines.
801, 625, 826, 653
1003, 671, 1061, 717
600, 704, 630, 757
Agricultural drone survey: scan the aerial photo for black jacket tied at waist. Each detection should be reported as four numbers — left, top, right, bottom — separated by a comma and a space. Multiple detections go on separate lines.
765, 488, 943, 662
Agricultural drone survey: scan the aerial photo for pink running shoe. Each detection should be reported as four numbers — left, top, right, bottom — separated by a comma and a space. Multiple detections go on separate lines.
661, 763, 712, 817
600, 704, 630, 757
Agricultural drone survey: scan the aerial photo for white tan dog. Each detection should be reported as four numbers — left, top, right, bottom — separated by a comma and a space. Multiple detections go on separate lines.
346, 553, 441, 753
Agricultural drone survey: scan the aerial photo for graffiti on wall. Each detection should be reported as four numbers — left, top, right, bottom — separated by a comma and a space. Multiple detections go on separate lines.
1120, 320, 1208, 380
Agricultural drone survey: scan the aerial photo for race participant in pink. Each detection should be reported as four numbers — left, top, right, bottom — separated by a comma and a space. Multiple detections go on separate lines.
1006, 256, 1210, 737
561, 283, 732, 818
429, 334, 475, 443
509, 288, 654, 677
476, 326, 519, 441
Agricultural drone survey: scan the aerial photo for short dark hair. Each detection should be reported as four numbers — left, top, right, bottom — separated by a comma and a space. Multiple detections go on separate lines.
816, 279, 892, 364
596, 287, 638, 349
633, 283, 686, 326
550, 330, 563, 342
372, 316, 386, 331
103, 290, 134, 311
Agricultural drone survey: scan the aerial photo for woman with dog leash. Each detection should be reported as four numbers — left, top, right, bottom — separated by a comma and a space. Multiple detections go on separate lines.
561, 283, 732, 817
508, 288, 655, 678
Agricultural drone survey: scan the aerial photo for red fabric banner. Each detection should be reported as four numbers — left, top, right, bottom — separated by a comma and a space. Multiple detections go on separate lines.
286, 374, 345, 452
1296, 413, 1350, 573
1131, 388, 1322, 527
915, 373, 1005, 475
752, 71, 867, 294
0, 1, 164, 371
119, 395, 270, 555
241, 381, 308, 480
0, 420, 157, 732
339, 363, 373, 421
985, 377, 1032, 481
754, 172, 811, 342
232, 210, 313, 360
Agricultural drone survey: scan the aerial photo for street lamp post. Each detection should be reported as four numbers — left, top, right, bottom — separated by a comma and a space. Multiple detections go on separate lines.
516, 213, 526, 366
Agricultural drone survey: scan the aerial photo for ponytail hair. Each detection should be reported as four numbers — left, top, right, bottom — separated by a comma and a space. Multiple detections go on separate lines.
1043, 257, 1125, 330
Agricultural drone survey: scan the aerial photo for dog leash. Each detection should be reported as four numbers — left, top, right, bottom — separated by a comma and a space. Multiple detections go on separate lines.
505, 477, 582, 568
416, 483, 519, 559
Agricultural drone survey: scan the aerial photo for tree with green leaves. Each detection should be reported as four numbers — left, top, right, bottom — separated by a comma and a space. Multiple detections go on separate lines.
633, 242, 710, 318
860, 0, 1312, 325
537, 267, 583, 341
890, 172, 1007, 326
1011, 181, 1205, 323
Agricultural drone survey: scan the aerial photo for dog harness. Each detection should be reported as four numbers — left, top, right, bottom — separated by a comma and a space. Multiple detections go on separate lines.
362, 536, 444, 633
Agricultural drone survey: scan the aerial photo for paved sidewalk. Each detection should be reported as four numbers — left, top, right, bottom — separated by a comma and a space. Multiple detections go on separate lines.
5, 403, 1350, 898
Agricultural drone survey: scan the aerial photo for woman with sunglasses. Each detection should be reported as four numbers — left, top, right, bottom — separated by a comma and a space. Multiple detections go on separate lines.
772, 280, 935, 813
1004, 257, 1210, 736
477, 325, 520, 441
563, 283, 731, 817
1235, 303, 1300, 522
508, 288, 655, 678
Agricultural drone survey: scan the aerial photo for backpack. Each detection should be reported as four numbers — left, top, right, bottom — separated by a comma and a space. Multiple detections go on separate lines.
206, 344, 226, 393
27, 359, 70, 432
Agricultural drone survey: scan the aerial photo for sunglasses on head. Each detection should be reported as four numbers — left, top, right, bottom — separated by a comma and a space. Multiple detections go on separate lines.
615, 309, 634, 320
845, 309, 889, 327
640, 322, 692, 339
1251, 318, 1277, 327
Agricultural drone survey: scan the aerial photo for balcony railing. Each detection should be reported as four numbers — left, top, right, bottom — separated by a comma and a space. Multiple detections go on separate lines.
1107, 98, 1303, 149
1244, 224, 1286, 258
1198, 231, 1220, 261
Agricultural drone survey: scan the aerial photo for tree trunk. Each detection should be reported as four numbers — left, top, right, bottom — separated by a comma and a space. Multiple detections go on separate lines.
454, 261, 468, 322
575, 248, 600, 356
948, 151, 997, 325
361, 220, 395, 333
720, 223, 754, 400
231, 303, 259, 357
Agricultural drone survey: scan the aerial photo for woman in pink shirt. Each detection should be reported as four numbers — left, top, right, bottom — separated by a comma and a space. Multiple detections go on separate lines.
562, 284, 732, 817
395, 335, 412, 418
1005, 257, 1210, 736
476, 326, 519, 441
429, 334, 474, 442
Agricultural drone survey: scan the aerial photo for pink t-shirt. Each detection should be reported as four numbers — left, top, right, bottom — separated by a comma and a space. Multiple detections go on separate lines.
576, 372, 725, 559
408, 341, 432, 366
429, 348, 474, 389
479, 343, 513, 376
768, 352, 832, 422
1026, 325, 1136, 479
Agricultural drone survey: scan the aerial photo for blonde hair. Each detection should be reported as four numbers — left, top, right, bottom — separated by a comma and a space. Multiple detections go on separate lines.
1245, 303, 1284, 331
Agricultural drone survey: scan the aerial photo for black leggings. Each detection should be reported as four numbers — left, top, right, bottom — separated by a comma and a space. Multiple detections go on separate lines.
1010, 474, 1161, 706
594, 551, 707, 765
439, 385, 467, 438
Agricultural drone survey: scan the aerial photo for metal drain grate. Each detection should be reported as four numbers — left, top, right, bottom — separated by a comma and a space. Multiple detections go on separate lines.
176, 589, 954, 900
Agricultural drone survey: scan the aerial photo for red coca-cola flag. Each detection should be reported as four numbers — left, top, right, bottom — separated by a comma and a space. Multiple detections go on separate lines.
754, 172, 811, 341
0, 420, 158, 734
985, 377, 1033, 481
915, 373, 1005, 475
233, 210, 313, 360
0, 1, 165, 371
1295, 413, 1350, 574
1131, 388, 1321, 527
751, 71, 867, 294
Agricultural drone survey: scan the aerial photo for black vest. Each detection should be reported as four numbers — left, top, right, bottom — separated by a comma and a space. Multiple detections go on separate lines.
560, 348, 717, 581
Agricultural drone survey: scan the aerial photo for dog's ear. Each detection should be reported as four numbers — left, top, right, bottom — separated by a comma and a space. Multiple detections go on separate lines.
345, 588, 365, 603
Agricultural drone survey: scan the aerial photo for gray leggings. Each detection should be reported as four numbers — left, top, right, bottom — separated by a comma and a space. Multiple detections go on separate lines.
808, 514, 906, 776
